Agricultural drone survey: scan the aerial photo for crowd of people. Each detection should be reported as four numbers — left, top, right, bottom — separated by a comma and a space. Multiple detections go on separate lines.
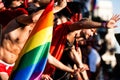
0, 0, 120, 80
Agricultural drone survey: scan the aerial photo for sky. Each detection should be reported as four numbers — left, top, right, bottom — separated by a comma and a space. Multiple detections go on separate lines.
112, 0, 120, 14
111, 0, 120, 33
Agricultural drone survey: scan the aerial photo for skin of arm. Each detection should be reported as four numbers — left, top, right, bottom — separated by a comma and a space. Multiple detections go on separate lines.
15, 0, 67, 25
76, 47, 89, 80
69, 45, 89, 70
69, 45, 89, 80
47, 53, 74, 73
69, 15, 120, 31
69, 46, 83, 68
53, 0, 67, 13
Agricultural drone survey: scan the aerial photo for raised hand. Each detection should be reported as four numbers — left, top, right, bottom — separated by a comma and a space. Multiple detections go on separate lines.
58, 0, 67, 9
54, 0, 67, 13
107, 14, 120, 28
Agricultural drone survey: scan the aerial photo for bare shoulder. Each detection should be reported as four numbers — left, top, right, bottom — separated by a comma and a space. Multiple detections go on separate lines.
2, 19, 20, 34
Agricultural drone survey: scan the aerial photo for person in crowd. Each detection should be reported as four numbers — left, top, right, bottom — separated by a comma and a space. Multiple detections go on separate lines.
52, 30, 90, 80
0, 0, 75, 80
0, 0, 28, 28
43, 2, 120, 80
87, 39, 101, 80
0, 0, 120, 80
75, 28, 101, 80
50, 2, 89, 80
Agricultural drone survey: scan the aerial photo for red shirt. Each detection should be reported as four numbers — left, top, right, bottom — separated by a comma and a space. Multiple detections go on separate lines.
0, 8, 28, 28
43, 21, 72, 76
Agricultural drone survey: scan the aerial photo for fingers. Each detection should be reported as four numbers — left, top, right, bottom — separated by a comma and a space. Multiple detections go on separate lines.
74, 67, 85, 73
107, 14, 120, 28
111, 14, 120, 22
58, 0, 67, 7
116, 14, 120, 22
114, 14, 120, 22
44, 76, 53, 80
74, 64, 89, 73
41, 74, 53, 80
83, 64, 89, 70
79, 67, 86, 72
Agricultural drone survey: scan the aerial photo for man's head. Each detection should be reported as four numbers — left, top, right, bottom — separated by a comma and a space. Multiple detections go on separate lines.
82, 29, 97, 39
75, 28, 97, 46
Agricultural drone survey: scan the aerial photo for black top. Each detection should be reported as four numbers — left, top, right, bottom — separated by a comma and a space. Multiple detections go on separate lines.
115, 33, 120, 45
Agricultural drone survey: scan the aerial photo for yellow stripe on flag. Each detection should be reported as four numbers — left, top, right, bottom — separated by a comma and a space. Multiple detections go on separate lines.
22, 27, 52, 54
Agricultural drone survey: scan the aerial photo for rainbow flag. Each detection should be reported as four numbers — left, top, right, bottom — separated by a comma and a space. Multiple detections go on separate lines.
10, 0, 54, 80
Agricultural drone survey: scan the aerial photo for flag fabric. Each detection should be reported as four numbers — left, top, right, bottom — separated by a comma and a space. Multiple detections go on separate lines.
10, 0, 54, 80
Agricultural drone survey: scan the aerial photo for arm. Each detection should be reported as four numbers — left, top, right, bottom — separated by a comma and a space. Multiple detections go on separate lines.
77, 48, 90, 80
16, 0, 67, 25
47, 53, 74, 73
69, 45, 89, 70
70, 46, 89, 80
15, 9, 44, 25
53, 0, 67, 13
69, 14, 120, 31
69, 45, 83, 68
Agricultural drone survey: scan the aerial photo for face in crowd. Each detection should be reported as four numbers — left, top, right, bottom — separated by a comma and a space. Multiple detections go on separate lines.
75, 28, 97, 45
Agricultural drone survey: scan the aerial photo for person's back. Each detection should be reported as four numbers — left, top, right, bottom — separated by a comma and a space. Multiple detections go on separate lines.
0, 12, 34, 79
0, 0, 69, 79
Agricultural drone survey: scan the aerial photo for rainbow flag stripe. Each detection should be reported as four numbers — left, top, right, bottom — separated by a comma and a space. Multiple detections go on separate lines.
10, 0, 54, 80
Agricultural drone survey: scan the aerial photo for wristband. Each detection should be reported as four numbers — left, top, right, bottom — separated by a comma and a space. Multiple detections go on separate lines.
101, 22, 107, 28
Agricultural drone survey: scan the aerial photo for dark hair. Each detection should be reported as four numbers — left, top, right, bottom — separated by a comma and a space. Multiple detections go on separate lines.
56, 2, 82, 18
67, 2, 82, 13
2, 0, 12, 8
